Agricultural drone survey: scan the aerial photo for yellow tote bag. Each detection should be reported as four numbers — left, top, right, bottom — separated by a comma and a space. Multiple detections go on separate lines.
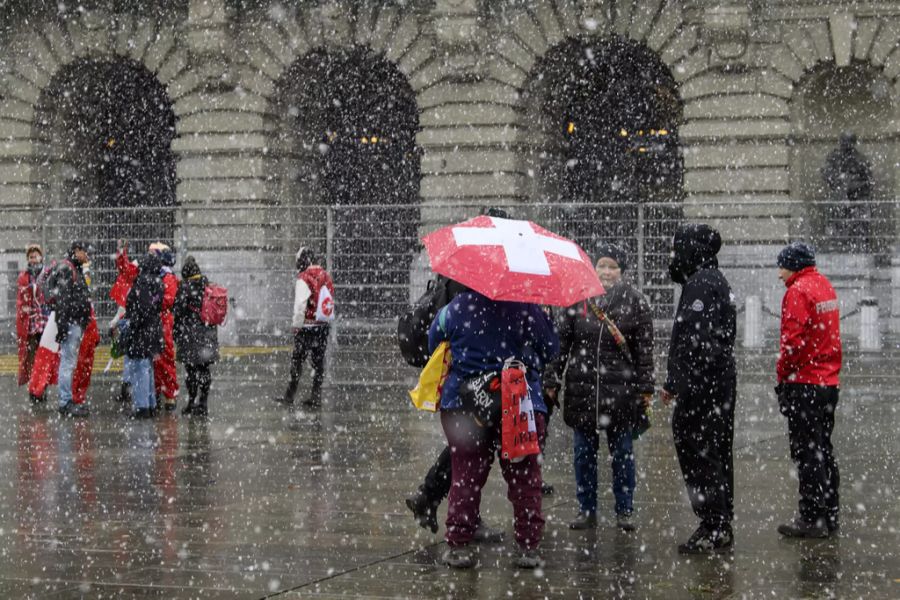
409, 341, 451, 412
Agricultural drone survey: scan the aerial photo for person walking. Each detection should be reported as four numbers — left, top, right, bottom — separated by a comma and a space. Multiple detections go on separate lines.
122, 254, 164, 419
774, 242, 842, 538
48, 241, 94, 418
276, 247, 334, 407
174, 256, 220, 417
17, 244, 48, 399
661, 224, 737, 554
546, 243, 654, 532
430, 287, 559, 570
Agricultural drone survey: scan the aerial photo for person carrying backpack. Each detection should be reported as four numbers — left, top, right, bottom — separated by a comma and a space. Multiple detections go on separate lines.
174, 256, 220, 417
275, 246, 334, 407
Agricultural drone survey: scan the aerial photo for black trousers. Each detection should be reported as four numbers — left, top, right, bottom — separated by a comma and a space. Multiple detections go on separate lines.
185, 363, 212, 408
285, 325, 329, 402
780, 383, 840, 525
672, 375, 736, 533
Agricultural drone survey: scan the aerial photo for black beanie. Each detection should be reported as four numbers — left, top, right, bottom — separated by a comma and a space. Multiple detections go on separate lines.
777, 242, 816, 272
181, 255, 201, 279
595, 242, 628, 271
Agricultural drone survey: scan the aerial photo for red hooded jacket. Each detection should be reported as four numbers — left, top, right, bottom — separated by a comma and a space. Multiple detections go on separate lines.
777, 267, 842, 386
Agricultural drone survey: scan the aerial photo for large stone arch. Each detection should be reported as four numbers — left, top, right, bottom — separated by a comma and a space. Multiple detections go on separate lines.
226, 3, 435, 322
0, 10, 199, 220
476, 0, 694, 312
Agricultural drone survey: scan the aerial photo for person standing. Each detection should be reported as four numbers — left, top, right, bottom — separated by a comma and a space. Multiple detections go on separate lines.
17, 244, 48, 398
431, 288, 558, 570
546, 243, 654, 532
774, 242, 842, 538
122, 254, 164, 419
661, 224, 737, 554
150, 242, 180, 411
276, 247, 334, 407
48, 241, 94, 418
174, 256, 220, 417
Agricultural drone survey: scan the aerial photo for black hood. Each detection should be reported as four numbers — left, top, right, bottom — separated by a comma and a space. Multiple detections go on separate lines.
668, 224, 722, 284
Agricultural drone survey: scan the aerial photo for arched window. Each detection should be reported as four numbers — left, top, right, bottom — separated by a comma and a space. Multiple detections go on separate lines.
791, 61, 893, 255
33, 57, 177, 318
520, 36, 683, 314
271, 47, 421, 320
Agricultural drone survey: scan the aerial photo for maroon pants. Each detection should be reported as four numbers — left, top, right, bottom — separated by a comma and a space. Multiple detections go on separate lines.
441, 410, 546, 550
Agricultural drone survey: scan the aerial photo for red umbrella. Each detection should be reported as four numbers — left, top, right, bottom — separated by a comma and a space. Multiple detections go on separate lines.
422, 216, 604, 306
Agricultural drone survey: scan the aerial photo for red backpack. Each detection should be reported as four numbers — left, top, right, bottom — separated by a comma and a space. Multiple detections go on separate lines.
200, 284, 228, 326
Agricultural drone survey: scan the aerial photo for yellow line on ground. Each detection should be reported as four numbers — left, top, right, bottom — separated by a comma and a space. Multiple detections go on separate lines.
0, 346, 291, 375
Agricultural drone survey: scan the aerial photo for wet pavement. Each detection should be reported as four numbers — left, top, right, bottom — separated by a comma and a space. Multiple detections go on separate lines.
1, 354, 899, 599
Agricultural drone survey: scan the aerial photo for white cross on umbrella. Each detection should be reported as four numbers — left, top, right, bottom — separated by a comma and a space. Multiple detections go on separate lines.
451, 217, 584, 276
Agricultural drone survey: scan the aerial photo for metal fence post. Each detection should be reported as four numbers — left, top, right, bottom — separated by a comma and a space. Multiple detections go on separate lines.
636, 202, 645, 290
325, 206, 334, 273
859, 297, 881, 351
743, 295, 764, 348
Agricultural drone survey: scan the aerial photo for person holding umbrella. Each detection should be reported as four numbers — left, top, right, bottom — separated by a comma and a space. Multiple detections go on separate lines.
421, 215, 602, 569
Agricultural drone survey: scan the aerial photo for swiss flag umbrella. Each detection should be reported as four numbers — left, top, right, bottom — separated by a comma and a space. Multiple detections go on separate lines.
422, 216, 604, 306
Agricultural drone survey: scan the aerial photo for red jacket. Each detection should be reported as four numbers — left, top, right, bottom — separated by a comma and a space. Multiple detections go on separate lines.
296, 265, 334, 325
777, 267, 842, 386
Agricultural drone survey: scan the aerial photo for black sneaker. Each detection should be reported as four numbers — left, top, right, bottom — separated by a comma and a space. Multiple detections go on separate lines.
405, 493, 439, 534
442, 546, 476, 569
678, 526, 734, 554
515, 548, 545, 569
778, 516, 828, 539
616, 513, 636, 532
472, 521, 504, 544
191, 405, 209, 418
569, 511, 597, 530
130, 408, 153, 420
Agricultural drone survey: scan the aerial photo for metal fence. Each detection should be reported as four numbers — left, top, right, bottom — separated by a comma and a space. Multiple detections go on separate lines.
3, 199, 898, 360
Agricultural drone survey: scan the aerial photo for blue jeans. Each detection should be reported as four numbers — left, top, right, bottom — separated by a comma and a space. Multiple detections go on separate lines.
573, 426, 635, 516
125, 357, 155, 410
58, 323, 84, 408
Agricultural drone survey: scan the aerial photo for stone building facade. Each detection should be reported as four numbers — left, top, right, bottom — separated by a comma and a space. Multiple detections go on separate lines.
1, 0, 898, 345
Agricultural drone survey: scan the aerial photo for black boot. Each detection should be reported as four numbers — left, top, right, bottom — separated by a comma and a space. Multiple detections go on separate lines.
116, 382, 131, 403
182, 399, 196, 416
405, 491, 439, 533
304, 387, 322, 408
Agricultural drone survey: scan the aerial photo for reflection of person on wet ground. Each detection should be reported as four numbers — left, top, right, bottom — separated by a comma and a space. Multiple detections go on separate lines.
545, 243, 654, 533
430, 285, 559, 569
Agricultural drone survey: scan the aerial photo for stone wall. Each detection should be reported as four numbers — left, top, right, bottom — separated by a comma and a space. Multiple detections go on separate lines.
0, 0, 897, 344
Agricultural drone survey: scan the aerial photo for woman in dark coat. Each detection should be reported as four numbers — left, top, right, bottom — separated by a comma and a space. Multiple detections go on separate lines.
123, 254, 164, 419
173, 256, 219, 416
546, 243, 654, 531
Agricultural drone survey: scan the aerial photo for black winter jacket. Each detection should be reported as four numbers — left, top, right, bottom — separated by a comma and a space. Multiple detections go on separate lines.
174, 275, 220, 366
48, 257, 92, 336
122, 255, 164, 359
548, 281, 655, 433
665, 265, 736, 397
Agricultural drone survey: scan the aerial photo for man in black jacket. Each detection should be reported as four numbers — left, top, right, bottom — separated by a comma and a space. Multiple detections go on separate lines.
49, 241, 93, 418
661, 224, 737, 554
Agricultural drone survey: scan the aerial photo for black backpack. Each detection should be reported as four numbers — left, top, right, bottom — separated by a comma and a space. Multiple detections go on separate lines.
397, 277, 453, 368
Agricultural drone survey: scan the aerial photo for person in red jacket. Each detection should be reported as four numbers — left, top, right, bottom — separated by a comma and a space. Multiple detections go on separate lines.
116, 241, 181, 411
17, 244, 48, 395
775, 241, 842, 538
275, 247, 334, 407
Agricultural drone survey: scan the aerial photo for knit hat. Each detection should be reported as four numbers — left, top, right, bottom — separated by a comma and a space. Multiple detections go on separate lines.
181, 255, 201, 279
149, 242, 176, 267
594, 242, 628, 271
295, 246, 314, 271
777, 241, 816, 272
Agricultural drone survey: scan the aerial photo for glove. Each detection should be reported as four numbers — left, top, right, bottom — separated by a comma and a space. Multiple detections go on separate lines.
775, 383, 789, 416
